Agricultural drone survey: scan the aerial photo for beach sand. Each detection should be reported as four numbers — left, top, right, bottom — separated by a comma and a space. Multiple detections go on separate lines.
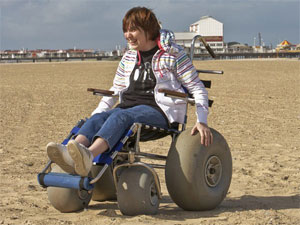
0, 59, 299, 224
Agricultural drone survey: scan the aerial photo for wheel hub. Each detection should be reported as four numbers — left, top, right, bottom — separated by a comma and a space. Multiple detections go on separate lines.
78, 189, 90, 200
149, 182, 158, 206
204, 155, 222, 187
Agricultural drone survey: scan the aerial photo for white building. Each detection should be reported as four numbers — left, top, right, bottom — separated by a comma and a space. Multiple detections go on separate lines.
174, 16, 225, 54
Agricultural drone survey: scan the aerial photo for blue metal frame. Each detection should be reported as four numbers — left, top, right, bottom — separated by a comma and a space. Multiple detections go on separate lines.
37, 121, 137, 190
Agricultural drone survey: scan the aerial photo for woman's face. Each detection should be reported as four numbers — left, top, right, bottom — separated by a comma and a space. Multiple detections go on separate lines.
124, 27, 151, 51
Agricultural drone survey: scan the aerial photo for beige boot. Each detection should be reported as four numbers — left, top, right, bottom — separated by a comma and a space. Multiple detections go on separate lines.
67, 140, 94, 177
46, 142, 75, 174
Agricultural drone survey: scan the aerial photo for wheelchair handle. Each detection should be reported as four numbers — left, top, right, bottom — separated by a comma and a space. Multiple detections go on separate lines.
190, 35, 216, 61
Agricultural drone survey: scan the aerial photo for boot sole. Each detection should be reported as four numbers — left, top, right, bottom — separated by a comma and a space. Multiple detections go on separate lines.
67, 141, 89, 177
47, 144, 75, 174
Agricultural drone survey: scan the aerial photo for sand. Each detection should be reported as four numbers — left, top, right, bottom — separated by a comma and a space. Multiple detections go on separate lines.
0, 59, 299, 225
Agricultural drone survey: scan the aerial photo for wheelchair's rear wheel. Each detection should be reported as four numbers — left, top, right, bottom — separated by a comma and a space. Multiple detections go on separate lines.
47, 165, 92, 212
165, 127, 232, 211
117, 166, 159, 215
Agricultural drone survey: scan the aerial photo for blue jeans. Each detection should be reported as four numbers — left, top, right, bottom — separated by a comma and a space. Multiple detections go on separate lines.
77, 105, 168, 150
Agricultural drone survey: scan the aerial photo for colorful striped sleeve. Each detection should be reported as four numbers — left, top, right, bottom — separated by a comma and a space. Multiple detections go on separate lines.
175, 50, 209, 124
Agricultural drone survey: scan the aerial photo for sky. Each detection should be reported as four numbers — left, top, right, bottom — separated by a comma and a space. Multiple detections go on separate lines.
0, 0, 299, 51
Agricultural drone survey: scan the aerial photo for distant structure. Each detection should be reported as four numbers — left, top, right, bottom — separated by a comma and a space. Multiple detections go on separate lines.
276, 40, 297, 51
173, 18, 278, 55
258, 32, 262, 47
174, 16, 225, 54
2, 18, 300, 62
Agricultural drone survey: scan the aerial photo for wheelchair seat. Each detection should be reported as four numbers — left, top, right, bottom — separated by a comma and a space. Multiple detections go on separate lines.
134, 122, 180, 142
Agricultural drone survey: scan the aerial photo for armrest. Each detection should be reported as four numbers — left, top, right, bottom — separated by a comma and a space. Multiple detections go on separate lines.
158, 89, 188, 98
158, 89, 213, 107
158, 89, 195, 105
197, 69, 223, 75
87, 88, 114, 96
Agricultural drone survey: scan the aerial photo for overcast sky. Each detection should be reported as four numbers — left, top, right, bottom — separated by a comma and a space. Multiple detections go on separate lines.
0, 0, 299, 50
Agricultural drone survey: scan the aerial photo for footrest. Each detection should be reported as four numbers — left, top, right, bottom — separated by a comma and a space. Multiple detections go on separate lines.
37, 172, 94, 191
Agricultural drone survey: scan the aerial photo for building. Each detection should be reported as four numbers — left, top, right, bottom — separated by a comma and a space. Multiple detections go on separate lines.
174, 16, 225, 54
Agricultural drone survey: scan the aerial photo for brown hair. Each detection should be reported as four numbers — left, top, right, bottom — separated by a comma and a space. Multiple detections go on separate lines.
122, 7, 160, 41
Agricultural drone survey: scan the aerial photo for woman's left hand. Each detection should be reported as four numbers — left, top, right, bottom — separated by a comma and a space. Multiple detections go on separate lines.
191, 122, 213, 147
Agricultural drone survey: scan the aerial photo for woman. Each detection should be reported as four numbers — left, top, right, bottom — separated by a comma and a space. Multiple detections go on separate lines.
47, 7, 213, 177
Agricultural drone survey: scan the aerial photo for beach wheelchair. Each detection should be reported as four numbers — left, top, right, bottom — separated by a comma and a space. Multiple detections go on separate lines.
37, 35, 232, 215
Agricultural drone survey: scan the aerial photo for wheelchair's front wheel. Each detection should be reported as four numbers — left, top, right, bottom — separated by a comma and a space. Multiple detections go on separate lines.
90, 164, 117, 201
47, 165, 92, 213
117, 166, 159, 215
165, 127, 232, 211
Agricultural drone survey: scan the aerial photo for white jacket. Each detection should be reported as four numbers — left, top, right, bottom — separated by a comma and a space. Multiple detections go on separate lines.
92, 30, 209, 124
